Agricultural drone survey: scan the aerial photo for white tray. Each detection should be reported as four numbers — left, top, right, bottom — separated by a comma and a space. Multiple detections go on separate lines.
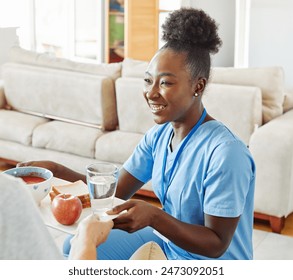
39, 177, 124, 235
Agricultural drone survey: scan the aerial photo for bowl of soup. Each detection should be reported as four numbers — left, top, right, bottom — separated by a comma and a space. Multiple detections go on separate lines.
3, 166, 53, 204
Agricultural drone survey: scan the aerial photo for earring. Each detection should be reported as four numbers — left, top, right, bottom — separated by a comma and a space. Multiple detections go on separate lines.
194, 92, 199, 97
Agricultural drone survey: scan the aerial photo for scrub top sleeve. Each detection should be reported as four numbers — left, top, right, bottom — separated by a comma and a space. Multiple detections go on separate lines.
203, 140, 255, 218
123, 127, 155, 184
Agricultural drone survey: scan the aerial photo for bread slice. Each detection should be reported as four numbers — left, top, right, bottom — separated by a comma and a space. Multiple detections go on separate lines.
49, 180, 91, 208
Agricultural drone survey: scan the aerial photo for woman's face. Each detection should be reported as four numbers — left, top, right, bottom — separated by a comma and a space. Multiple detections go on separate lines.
143, 49, 200, 125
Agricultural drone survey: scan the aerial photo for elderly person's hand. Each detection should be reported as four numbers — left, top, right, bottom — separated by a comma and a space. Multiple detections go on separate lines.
69, 214, 113, 259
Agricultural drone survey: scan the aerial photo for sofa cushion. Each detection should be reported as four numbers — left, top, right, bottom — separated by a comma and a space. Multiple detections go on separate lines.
95, 131, 143, 164
0, 110, 49, 145
32, 121, 103, 158
2, 63, 118, 131
0, 138, 100, 175
210, 67, 285, 124
203, 84, 262, 145
9, 46, 122, 81
122, 58, 148, 78
115, 77, 155, 134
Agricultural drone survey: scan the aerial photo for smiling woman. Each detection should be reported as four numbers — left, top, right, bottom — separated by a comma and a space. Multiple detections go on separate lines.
66, 7, 255, 260
16, 8, 256, 260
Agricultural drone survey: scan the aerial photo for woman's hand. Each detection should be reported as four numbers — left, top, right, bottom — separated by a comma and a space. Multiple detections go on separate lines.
107, 199, 160, 233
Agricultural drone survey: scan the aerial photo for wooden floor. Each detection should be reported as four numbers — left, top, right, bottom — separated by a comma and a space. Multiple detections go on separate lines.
1, 161, 293, 237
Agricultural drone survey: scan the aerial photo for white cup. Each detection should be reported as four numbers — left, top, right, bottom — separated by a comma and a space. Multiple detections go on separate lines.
86, 162, 119, 217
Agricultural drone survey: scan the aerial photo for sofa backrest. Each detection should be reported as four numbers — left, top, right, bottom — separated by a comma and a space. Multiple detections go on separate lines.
210, 67, 285, 124
115, 77, 155, 134
2, 62, 118, 130
122, 58, 148, 78
117, 58, 154, 134
202, 83, 262, 145
9, 46, 122, 81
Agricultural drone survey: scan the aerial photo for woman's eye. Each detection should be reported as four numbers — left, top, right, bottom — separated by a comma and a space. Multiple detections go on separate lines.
144, 78, 152, 84
161, 81, 172, 86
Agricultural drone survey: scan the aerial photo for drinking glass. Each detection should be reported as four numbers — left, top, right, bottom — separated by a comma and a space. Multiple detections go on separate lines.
86, 162, 119, 217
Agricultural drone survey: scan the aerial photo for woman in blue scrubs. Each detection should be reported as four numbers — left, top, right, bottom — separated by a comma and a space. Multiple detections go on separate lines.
20, 8, 255, 260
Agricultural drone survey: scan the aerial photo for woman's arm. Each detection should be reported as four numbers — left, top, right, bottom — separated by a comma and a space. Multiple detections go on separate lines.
17, 161, 86, 183
115, 168, 145, 200
18, 162, 145, 200
109, 200, 239, 258
17, 122, 152, 198
151, 207, 239, 258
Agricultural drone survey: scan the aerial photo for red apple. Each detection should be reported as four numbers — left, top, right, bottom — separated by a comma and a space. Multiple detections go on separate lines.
51, 193, 82, 225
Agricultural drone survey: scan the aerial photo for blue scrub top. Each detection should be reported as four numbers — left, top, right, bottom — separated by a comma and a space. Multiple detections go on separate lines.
124, 120, 255, 260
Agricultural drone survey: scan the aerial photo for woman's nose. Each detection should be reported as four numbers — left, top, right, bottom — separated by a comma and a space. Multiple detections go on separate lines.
144, 85, 160, 99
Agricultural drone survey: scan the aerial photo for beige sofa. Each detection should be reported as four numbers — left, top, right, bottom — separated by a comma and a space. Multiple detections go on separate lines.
1, 47, 293, 233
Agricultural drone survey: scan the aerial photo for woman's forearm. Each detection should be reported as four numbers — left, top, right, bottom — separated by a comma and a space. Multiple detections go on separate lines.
17, 160, 86, 183
150, 208, 236, 258
55, 163, 86, 183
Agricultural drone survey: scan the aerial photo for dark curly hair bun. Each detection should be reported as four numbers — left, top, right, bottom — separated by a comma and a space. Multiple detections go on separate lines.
162, 8, 222, 54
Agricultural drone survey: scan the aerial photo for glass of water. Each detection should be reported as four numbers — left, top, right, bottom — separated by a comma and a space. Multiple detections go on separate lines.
86, 162, 119, 217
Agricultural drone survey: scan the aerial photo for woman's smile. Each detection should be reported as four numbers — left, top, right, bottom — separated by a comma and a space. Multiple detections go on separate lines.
148, 103, 167, 113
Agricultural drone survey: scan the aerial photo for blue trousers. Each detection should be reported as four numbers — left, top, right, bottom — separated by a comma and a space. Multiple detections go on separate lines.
63, 226, 164, 260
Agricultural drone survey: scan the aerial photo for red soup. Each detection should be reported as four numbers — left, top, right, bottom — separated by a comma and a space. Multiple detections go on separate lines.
20, 175, 46, 184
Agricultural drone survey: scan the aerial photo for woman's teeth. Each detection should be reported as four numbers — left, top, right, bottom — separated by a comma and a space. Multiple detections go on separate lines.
150, 104, 166, 112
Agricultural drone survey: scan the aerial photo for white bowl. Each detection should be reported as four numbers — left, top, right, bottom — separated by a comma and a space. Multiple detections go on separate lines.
3, 166, 53, 204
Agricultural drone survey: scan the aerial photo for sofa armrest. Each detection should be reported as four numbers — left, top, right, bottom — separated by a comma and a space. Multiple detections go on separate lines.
249, 109, 293, 217
0, 80, 7, 109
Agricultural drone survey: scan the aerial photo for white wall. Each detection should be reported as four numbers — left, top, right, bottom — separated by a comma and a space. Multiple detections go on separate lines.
183, 0, 236, 67
0, 0, 32, 50
0, 27, 18, 78
1, 1, 292, 88
249, 0, 293, 89
184, 0, 293, 89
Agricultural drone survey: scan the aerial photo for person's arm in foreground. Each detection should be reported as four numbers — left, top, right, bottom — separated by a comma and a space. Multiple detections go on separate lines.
69, 214, 113, 260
